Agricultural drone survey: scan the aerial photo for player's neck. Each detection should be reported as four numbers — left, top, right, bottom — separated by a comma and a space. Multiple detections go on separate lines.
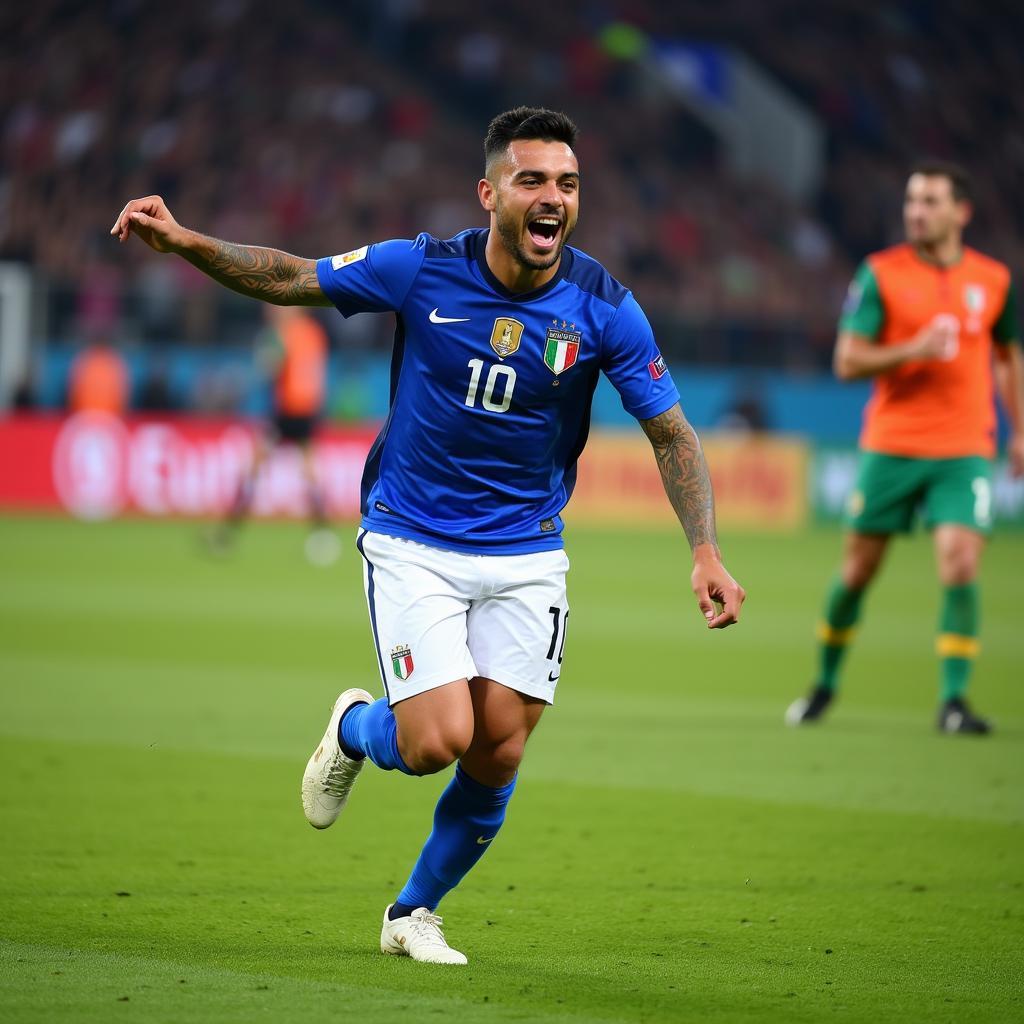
912, 235, 963, 268
484, 232, 561, 293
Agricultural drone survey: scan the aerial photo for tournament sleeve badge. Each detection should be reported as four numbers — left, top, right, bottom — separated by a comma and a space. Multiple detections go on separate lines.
490, 318, 524, 359
331, 245, 369, 270
391, 644, 414, 681
544, 320, 581, 375
648, 354, 667, 379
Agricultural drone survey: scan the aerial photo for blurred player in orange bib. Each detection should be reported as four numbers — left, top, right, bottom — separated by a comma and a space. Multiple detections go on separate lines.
787, 161, 1023, 733
211, 304, 338, 564
68, 340, 129, 416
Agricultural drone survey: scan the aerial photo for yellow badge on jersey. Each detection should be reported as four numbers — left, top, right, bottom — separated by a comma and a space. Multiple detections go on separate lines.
331, 245, 368, 270
490, 318, 524, 360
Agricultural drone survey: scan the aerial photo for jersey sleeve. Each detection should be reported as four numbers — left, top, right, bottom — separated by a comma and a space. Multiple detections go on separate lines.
315, 236, 428, 317
993, 280, 1020, 346
838, 261, 884, 340
600, 292, 681, 420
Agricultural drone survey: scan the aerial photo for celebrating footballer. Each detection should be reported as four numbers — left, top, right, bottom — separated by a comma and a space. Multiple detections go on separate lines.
112, 107, 745, 965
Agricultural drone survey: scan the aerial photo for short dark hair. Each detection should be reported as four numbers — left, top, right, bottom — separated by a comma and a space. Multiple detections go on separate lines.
909, 159, 973, 202
484, 106, 578, 172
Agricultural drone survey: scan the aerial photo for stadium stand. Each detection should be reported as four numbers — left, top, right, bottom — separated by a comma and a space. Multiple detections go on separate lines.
1, 0, 1020, 392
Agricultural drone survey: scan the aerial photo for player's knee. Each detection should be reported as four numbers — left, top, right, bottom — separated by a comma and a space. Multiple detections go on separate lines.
403, 728, 473, 775
841, 560, 876, 590
480, 736, 526, 780
940, 554, 978, 587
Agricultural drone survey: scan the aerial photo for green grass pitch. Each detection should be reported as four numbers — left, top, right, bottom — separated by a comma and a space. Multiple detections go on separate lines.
0, 516, 1021, 1023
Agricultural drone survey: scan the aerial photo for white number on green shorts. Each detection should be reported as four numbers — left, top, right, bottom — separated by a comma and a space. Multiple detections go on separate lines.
971, 476, 992, 528
465, 359, 516, 413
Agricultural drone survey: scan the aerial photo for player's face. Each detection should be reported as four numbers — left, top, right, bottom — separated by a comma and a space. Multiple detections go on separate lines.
485, 139, 580, 271
903, 174, 969, 246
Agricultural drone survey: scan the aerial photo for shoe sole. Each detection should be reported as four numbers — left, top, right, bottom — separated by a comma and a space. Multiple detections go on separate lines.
301, 687, 373, 828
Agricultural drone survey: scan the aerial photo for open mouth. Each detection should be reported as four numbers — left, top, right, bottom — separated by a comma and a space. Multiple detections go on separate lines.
527, 216, 562, 250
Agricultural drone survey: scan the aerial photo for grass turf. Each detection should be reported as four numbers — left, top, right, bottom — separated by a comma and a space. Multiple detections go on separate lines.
0, 516, 1021, 1023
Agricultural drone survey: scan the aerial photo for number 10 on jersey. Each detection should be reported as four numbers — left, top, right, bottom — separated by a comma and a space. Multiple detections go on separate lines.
465, 359, 517, 413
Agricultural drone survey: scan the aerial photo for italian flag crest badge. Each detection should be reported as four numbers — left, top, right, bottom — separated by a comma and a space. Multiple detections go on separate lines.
391, 644, 414, 680
544, 323, 581, 375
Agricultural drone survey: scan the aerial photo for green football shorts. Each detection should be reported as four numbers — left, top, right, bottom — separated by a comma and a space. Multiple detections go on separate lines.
845, 452, 994, 535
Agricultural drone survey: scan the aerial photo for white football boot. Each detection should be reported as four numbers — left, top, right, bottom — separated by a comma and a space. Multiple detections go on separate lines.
301, 688, 373, 829
380, 906, 468, 965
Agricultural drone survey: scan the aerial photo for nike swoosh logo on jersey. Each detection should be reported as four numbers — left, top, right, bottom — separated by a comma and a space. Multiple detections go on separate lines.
429, 308, 470, 324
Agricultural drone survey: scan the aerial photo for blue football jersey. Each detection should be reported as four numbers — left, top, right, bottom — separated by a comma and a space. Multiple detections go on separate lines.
316, 228, 680, 554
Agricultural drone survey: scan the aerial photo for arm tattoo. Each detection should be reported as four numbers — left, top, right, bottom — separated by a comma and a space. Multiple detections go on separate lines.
181, 234, 330, 306
640, 403, 718, 552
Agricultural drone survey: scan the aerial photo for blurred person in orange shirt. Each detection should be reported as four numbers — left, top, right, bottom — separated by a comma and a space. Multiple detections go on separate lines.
787, 161, 1023, 735
67, 341, 129, 416
209, 305, 338, 564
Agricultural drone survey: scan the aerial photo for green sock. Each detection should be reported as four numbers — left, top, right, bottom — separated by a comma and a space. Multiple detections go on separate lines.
937, 583, 979, 702
816, 578, 865, 692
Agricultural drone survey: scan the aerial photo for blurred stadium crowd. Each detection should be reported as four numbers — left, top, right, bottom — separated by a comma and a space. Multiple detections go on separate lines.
1, 0, 1021, 395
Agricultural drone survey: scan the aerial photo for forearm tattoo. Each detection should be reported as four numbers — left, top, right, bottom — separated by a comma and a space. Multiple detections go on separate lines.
640, 404, 718, 552
183, 235, 326, 305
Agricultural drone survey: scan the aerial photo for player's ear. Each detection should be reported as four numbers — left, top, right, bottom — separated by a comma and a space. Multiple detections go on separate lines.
478, 177, 496, 213
956, 199, 973, 229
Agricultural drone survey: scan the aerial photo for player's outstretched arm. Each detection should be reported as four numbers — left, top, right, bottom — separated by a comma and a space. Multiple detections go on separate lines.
110, 195, 330, 306
640, 403, 745, 628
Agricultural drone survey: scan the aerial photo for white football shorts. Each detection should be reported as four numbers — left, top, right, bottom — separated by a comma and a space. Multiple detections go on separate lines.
356, 529, 570, 706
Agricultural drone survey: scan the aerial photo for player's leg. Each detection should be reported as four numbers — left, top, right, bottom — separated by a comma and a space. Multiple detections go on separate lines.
229, 429, 271, 523
297, 433, 340, 565
927, 458, 993, 733
301, 532, 479, 827
381, 546, 567, 964
380, 681, 545, 963
206, 427, 271, 551
821, 529, 890, 680
460, 676, 547, 786
788, 452, 918, 724
297, 433, 328, 529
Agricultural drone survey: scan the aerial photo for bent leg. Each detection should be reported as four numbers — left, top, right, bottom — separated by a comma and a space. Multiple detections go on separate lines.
390, 678, 545, 915
341, 681, 475, 776
348, 530, 480, 774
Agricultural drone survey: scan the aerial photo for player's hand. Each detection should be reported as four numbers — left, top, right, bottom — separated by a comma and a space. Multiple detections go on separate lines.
110, 195, 186, 253
910, 314, 960, 362
691, 546, 745, 629
1009, 433, 1024, 478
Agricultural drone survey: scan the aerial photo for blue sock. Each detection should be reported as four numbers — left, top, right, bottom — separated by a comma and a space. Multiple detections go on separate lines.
339, 698, 416, 775
393, 764, 517, 913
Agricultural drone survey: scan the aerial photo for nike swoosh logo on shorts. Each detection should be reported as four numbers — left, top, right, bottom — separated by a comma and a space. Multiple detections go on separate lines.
548, 671, 560, 682
429, 308, 470, 324
476, 836, 494, 845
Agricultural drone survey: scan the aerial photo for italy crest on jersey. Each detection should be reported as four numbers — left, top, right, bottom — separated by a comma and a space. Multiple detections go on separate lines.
544, 322, 581, 375
490, 318, 524, 359
391, 644, 414, 680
